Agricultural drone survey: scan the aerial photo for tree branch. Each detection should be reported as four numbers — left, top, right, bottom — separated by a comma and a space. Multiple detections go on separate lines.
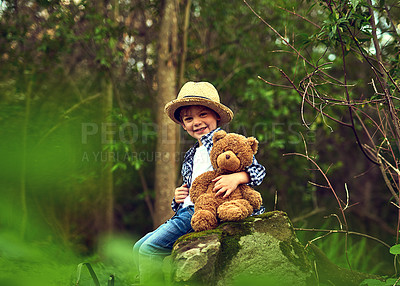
36, 93, 102, 146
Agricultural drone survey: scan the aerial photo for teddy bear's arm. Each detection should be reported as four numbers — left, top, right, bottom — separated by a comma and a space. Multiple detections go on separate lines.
190, 170, 217, 204
239, 185, 263, 210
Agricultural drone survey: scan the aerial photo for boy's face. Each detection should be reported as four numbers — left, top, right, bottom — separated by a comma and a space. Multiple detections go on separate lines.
180, 106, 220, 143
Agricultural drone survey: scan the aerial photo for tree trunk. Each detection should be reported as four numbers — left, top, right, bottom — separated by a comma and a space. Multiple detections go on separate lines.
99, 0, 119, 235
101, 74, 114, 234
19, 74, 33, 239
154, 0, 179, 228
178, 0, 192, 88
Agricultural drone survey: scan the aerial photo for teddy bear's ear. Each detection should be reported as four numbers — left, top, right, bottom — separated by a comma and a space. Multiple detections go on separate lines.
247, 137, 259, 154
213, 130, 227, 144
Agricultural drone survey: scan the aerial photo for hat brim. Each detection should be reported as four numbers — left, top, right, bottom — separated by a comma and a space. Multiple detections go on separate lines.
164, 97, 234, 125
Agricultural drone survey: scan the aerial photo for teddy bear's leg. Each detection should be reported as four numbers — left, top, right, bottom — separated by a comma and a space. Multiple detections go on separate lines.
240, 186, 263, 210
217, 199, 253, 221
191, 194, 218, 231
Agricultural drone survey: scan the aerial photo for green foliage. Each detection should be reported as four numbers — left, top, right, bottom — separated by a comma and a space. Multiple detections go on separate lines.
1, 0, 400, 283
0, 229, 138, 285
314, 0, 373, 52
390, 244, 400, 255
361, 278, 400, 286
107, 107, 156, 173
231, 272, 297, 286
75, 235, 138, 286
76, 263, 101, 286
297, 230, 387, 275
0, 230, 79, 285
250, 0, 400, 279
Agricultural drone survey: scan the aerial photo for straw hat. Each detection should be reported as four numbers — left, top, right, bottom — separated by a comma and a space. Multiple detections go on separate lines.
164, 81, 234, 125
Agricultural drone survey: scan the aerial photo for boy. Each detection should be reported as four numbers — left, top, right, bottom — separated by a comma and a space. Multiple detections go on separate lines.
133, 81, 266, 283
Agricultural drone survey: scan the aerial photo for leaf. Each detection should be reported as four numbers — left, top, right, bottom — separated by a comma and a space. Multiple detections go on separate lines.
389, 244, 400, 255
385, 278, 400, 285
133, 159, 142, 170
112, 162, 127, 172
350, 0, 361, 10
360, 278, 385, 285
109, 37, 117, 49
108, 274, 115, 286
361, 278, 400, 285
76, 262, 100, 286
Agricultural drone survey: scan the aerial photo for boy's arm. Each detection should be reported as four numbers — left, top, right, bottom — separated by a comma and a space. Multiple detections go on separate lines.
245, 157, 266, 186
214, 157, 266, 198
174, 184, 189, 204
213, 171, 250, 198
171, 198, 180, 212
171, 182, 188, 212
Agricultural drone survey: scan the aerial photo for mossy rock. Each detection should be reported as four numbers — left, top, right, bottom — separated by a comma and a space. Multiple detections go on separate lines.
165, 211, 318, 286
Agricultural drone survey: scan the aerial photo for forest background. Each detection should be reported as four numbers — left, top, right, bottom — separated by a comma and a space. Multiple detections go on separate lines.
1, 0, 400, 284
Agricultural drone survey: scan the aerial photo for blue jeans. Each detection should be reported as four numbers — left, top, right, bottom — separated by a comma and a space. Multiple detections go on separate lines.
133, 205, 194, 283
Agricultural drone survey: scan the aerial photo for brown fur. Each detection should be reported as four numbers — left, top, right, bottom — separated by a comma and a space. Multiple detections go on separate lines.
190, 130, 263, 231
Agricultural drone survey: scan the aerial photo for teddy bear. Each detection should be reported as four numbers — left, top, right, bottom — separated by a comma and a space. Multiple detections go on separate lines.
190, 130, 263, 232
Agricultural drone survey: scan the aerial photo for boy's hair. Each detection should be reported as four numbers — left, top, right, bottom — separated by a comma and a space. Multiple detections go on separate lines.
177, 105, 221, 124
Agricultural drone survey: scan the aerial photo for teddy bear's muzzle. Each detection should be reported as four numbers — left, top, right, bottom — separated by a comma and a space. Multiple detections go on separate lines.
216, 151, 241, 172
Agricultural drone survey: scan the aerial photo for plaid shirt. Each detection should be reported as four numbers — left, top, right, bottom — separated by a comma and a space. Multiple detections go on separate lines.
171, 127, 266, 214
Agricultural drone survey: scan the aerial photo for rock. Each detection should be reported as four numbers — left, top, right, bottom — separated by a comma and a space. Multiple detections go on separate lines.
165, 211, 318, 286
173, 234, 220, 283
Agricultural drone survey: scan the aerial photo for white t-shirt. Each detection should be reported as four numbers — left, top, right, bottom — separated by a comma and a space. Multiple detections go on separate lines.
182, 145, 213, 208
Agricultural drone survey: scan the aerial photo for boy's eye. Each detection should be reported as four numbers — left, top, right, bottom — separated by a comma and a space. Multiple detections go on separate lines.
184, 117, 192, 121
200, 112, 208, 117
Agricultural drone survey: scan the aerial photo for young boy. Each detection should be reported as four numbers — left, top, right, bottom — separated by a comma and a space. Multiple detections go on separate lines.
133, 81, 266, 284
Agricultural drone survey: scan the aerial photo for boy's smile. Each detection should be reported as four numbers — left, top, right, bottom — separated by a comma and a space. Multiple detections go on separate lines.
180, 106, 220, 144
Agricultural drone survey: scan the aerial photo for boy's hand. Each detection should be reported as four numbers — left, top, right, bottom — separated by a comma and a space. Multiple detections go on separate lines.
174, 183, 189, 203
213, 172, 250, 198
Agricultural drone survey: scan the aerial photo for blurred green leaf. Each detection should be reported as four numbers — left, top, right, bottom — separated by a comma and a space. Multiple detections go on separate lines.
390, 244, 400, 255
76, 263, 100, 286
